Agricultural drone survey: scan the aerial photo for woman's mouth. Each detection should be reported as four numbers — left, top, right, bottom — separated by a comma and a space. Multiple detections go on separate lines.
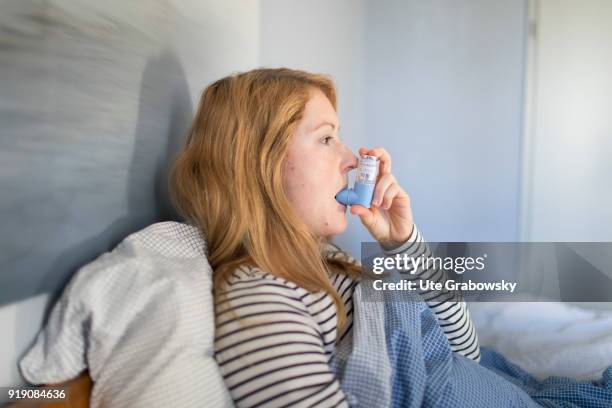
336, 183, 349, 211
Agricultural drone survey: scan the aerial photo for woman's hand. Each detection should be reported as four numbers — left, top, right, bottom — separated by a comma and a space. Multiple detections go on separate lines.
350, 147, 415, 249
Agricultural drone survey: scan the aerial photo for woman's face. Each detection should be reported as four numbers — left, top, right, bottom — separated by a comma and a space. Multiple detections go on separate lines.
282, 88, 358, 239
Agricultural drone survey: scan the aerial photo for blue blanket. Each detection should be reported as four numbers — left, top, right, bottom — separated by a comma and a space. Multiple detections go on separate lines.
331, 282, 612, 408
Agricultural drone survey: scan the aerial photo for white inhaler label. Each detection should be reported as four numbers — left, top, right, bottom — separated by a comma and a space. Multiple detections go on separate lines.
357, 155, 379, 186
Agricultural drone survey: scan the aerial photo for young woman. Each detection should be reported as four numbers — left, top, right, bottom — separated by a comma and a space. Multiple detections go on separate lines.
170, 68, 480, 407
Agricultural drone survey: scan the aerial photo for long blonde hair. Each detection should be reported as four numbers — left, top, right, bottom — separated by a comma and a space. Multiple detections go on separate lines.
169, 68, 361, 330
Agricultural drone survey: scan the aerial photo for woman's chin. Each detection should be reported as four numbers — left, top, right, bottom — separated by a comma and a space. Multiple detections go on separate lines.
326, 215, 348, 236
317, 204, 349, 237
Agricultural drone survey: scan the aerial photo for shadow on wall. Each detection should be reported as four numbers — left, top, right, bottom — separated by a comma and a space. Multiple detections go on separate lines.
15, 48, 193, 355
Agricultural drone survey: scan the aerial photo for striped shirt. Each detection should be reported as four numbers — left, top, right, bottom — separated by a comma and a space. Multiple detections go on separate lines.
214, 225, 480, 408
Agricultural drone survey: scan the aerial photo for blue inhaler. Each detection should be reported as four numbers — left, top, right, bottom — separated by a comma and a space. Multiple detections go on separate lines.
335, 155, 380, 208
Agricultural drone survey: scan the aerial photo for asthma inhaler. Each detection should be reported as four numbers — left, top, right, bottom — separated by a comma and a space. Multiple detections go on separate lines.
335, 155, 380, 208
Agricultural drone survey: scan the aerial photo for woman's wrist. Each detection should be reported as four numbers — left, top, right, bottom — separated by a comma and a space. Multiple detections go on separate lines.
378, 223, 415, 251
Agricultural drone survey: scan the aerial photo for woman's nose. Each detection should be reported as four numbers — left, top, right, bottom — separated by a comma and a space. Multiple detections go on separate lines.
342, 148, 358, 173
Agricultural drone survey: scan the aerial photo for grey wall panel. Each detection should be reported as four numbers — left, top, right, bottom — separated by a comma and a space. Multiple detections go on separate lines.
0, 0, 260, 308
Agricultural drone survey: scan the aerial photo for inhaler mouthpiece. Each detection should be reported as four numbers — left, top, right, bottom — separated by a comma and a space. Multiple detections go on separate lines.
335, 155, 380, 208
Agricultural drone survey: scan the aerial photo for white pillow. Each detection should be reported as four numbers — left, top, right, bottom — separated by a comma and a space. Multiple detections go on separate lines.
19, 221, 233, 408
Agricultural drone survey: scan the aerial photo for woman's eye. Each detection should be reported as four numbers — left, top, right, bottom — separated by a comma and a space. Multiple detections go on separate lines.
322, 136, 333, 145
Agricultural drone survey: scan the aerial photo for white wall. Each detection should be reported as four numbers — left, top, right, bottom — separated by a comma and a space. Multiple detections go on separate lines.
363, 0, 528, 243
0, 295, 49, 388
523, 0, 612, 241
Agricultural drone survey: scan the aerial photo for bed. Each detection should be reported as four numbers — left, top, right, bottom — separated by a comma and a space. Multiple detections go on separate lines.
470, 300, 612, 381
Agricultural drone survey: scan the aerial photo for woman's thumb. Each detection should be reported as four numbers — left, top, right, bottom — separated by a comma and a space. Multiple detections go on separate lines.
350, 205, 375, 226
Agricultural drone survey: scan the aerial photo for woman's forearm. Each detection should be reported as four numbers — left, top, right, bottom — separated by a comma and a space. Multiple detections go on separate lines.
381, 224, 481, 362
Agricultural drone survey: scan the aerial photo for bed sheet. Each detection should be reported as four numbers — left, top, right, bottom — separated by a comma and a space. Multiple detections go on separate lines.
469, 300, 612, 380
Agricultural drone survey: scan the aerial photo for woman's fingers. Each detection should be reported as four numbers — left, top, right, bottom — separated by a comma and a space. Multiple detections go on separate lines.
372, 173, 396, 207
381, 183, 400, 210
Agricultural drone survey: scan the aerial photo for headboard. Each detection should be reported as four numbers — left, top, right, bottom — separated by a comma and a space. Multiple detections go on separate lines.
0, 29, 192, 311
0, 3, 198, 389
